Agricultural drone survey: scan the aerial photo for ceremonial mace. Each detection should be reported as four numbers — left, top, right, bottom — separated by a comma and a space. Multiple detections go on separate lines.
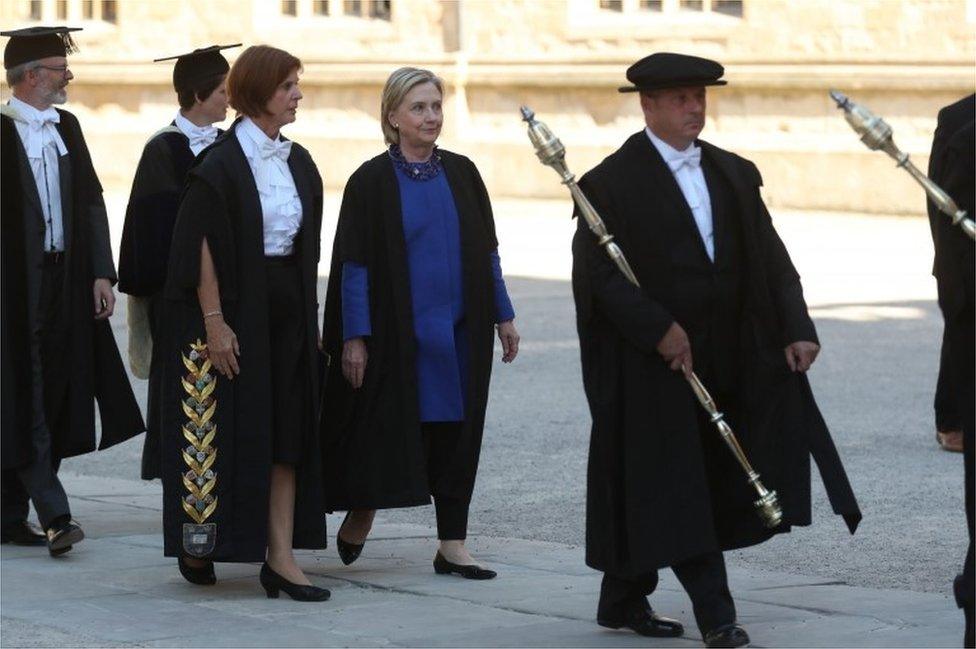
830, 90, 975, 241
519, 106, 783, 529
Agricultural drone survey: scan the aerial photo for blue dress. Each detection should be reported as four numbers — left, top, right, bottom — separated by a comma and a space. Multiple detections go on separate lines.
342, 162, 514, 423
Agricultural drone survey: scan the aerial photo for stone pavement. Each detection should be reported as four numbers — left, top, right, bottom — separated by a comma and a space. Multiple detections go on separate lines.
1, 474, 961, 648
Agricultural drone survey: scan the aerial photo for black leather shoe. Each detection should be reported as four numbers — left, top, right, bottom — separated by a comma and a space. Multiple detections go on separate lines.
704, 623, 750, 648
178, 556, 216, 585
1, 521, 46, 546
45, 519, 84, 557
433, 551, 497, 580
597, 607, 684, 638
336, 512, 365, 566
260, 562, 330, 601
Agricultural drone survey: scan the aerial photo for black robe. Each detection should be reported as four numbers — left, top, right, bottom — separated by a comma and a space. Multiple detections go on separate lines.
1, 110, 144, 470
118, 124, 209, 480
320, 150, 499, 510
573, 132, 861, 577
159, 119, 326, 561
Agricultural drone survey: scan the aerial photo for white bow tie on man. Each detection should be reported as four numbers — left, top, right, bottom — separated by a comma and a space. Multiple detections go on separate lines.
666, 146, 702, 174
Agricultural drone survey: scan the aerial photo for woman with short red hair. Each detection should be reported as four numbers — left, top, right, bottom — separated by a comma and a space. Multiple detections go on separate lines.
158, 45, 329, 601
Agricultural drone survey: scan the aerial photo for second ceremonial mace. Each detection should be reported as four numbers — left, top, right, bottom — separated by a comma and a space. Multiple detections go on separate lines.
830, 90, 975, 240
519, 106, 783, 529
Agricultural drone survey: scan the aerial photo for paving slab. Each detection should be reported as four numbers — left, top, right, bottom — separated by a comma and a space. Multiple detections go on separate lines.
2, 451, 963, 648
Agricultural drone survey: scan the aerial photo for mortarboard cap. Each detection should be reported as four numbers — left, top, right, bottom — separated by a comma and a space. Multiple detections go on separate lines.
618, 52, 726, 93
2, 25, 81, 70
154, 44, 240, 95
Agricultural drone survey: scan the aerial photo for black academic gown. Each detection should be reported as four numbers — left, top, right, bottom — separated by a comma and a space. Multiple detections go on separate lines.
573, 132, 861, 578
1, 110, 144, 470
320, 150, 499, 511
118, 124, 213, 480
929, 95, 975, 434
159, 119, 326, 561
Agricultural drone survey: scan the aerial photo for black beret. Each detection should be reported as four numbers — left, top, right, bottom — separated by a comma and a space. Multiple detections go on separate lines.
618, 52, 726, 93
1, 25, 80, 70
154, 44, 240, 95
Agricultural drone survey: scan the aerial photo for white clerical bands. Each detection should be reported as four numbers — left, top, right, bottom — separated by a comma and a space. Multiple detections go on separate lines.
25, 110, 68, 159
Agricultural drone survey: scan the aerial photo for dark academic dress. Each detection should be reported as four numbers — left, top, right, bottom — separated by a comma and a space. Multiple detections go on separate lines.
927, 96, 975, 635
117, 123, 204, 480
158, 118, 326, 562
1, 107, 144, 470
320, 148, 513, 511
573, 132, 862, 578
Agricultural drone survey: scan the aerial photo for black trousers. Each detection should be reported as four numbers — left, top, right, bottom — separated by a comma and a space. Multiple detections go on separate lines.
952, 297, 975, 647
422, 422, 469, 541
958, 421, 975, 648
935, 325, 962, 432
1, 262, 71, 531
599, 552, 736, 636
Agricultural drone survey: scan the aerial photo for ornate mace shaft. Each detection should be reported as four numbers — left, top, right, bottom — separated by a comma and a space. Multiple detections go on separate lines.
520, 106, 782, 528
830, 90, 975, 241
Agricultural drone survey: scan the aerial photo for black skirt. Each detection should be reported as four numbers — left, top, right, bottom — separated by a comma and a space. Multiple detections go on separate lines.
265, 256, 308, 465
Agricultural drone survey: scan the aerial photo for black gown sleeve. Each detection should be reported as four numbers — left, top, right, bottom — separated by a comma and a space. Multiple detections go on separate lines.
573, 173, 675, 355
747, 161, 819, 345
334, 167, 370, 265
164, 168, 237, 302
118, 135, 181, 296
466, 158, 500, 250
61, 111, 116, 282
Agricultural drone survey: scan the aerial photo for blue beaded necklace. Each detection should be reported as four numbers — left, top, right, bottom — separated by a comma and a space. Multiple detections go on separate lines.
389, 143, 442, 181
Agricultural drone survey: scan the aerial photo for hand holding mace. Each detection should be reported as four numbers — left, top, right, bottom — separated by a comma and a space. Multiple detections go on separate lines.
519, 106, 783, 529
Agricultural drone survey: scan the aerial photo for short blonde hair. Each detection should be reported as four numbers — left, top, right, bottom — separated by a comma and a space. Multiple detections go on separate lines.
380, 66, 444, 146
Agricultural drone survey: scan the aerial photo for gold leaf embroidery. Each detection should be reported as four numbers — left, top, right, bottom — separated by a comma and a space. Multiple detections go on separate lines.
180, 339, 218, 525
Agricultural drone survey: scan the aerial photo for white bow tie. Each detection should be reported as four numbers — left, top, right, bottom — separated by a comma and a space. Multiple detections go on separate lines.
251, 137, 294, 196
25, 108, 68, 158
259, 138, 292, 162
186, 124, 217, 150
667, 147, 701, 173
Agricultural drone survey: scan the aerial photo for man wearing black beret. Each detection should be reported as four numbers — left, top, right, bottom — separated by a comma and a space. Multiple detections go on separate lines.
0, 26, 144, 557
572, 52, 861, 647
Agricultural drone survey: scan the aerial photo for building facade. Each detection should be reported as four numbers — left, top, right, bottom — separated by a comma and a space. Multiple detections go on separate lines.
2, 0, 974, 215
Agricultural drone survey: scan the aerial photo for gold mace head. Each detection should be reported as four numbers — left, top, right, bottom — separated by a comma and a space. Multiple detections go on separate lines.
830, 89, 894, 153
521, 105, 568, 170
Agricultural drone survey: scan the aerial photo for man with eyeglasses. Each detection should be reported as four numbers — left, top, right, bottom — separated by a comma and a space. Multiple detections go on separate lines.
0, 25, 143, 557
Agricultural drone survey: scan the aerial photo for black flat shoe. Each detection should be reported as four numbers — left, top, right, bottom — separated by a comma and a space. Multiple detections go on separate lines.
1, 521, 46, 546
336, 512, 365, 566
433, 551, 497, 580
260, 562, 330, 601
45, 518, 84, 557
178, 556, 216, 585
704, 623, 750, 648
598, 607, 684, 638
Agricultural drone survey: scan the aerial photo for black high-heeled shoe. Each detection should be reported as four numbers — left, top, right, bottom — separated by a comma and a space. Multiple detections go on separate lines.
433, 551, 497, 580
260, 562, 330, 601
336, 511, 365, 566
178, 556, 216, 585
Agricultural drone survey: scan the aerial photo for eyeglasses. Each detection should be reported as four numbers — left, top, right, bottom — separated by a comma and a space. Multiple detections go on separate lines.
36, 64, 70, 74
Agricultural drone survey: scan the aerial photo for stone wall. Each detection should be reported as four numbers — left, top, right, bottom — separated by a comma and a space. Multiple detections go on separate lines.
2, 0, 973, 215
